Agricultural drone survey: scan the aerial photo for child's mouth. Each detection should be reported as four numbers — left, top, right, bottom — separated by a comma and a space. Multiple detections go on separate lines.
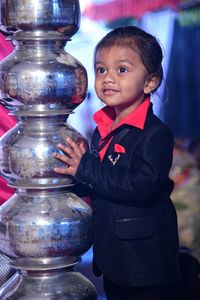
103, 89, 119, 95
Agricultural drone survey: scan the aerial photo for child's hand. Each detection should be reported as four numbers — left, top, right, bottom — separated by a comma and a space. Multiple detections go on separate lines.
53, 137, 87, 177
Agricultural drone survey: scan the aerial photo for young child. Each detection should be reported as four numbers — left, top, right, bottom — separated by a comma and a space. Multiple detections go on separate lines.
54, 26, 180, 300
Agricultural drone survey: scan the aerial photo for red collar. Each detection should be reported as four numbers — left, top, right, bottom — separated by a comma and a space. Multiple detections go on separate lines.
93, 98, 150, 139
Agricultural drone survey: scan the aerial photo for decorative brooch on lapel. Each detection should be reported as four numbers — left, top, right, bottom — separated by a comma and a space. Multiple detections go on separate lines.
108, 154, 120, 166
108, 144, 126, 166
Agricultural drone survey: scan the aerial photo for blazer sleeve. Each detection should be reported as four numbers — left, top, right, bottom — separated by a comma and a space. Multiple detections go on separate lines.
75, 126, 174, 204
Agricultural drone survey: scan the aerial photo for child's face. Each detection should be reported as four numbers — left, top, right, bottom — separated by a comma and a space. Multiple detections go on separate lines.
94, 45, 152, 115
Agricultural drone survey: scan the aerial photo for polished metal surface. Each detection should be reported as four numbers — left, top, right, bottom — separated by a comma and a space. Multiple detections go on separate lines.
0, 40, 88, 112
0, 272, 22, 300
0, 115, 87, 187
2, 270, 96, 300
0, 0, 80, 38
0, 254, 17, 288
0, 0, 96, 298
11, 256, 80, 271
0, 190, 93, 262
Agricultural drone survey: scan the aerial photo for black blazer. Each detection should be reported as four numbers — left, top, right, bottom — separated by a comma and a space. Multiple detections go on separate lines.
75, 105, 180, 287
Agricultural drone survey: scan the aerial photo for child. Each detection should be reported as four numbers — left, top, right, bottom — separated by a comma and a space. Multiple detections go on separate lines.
54, 26, 180, 300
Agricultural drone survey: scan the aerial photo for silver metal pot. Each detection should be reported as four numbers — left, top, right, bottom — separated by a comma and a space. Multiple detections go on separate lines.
0, 190, 93, 262
1, 270, 96, 300
0, 0, 80, 38
0, 39, 88, 112
0, 115, 87, 188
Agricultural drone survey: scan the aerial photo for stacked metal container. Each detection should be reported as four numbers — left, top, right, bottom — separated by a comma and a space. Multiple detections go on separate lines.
0, 0, 96, 299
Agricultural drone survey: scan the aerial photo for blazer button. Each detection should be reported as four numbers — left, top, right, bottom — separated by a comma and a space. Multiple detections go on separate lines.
92, 150, 99, 158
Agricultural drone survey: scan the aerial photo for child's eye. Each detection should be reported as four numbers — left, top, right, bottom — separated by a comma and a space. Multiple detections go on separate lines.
118, 67, 128, 73
96, 67, 106, 74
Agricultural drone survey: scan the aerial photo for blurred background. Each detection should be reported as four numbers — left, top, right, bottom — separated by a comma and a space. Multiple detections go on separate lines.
0, 1, 200, 299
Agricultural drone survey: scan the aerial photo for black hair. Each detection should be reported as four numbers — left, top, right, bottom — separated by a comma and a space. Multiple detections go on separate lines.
94, 26, 163, 92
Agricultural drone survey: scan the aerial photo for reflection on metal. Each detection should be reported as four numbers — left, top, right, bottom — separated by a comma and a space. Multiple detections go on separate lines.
0, 0, 96, 299
0, 116, 87, 188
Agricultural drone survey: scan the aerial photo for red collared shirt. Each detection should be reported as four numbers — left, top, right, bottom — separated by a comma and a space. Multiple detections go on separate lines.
93, 98, 150, 161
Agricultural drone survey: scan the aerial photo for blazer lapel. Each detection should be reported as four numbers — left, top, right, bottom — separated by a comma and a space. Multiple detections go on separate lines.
102, 126, 130, 163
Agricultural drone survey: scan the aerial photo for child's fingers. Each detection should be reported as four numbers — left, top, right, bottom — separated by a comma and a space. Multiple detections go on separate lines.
79, 142, 87, 154
53, 138, 84, 177
53, 153, 74, 175
54, 166, 71, 175
66, 138, 84, 157
54, 152, 70, 164
57, 143, 74, 157
57, 144, 80, 161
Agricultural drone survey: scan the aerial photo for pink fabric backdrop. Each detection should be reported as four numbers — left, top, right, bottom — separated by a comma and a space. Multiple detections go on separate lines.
0, 32, 16, 205
83, 0, 180, 21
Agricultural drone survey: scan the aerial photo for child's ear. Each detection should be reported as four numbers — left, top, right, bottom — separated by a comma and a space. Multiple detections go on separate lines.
144, 75, 160, 94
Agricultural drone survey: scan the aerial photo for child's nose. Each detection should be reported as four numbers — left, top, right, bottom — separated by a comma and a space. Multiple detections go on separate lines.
103, 71, 115, 83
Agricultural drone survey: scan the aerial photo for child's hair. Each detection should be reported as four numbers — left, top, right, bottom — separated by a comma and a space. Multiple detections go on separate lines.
94, 26, 163, 92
